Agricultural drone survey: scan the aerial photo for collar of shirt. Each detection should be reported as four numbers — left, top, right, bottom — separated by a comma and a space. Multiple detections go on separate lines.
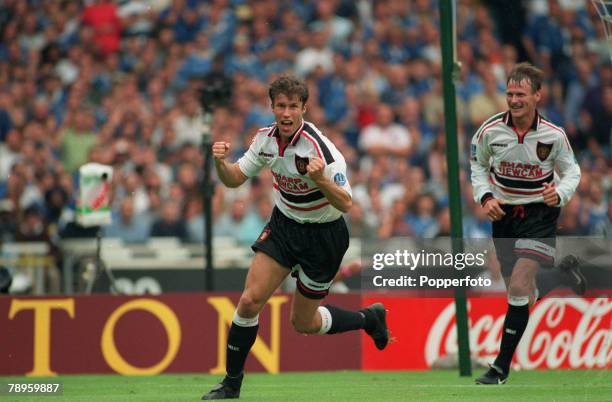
504, 109, 540, 131
271, 120, 305, 147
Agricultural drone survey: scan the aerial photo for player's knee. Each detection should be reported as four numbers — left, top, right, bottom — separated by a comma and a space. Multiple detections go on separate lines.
507, 282, 531, 298
290, 315, 317, 334
237, 292, 265, 317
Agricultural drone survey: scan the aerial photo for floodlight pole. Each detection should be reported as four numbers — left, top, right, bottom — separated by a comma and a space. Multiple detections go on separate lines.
202, 111, 214, 291
439, 0, 472, 377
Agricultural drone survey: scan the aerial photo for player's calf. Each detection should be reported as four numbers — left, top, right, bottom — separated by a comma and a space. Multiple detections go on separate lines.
290, 314, 320, 334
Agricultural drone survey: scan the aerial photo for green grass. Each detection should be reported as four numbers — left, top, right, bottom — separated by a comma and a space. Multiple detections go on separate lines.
1, 370, 611, 402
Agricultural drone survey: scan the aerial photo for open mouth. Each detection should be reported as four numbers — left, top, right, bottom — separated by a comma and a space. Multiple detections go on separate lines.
280, 120, 293, 128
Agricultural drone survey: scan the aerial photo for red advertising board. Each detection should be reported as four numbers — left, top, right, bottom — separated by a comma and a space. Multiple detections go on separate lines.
362, 296, 612, 370
0, 293, 361, 376
2, 293, 609, 376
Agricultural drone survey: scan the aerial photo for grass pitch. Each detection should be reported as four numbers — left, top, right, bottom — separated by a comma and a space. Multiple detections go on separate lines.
1, 370, 610, 401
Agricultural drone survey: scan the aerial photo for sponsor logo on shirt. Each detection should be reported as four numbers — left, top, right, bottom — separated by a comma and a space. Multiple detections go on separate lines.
498, 161, 543, 178
272, 171, 310, 191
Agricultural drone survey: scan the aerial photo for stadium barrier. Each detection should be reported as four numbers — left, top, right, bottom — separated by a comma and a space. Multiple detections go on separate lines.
0, 294, 609, 376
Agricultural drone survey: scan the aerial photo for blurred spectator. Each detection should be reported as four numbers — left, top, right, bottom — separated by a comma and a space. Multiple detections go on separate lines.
237, 197, 273, 246
15, 205, 61, 293
433, 207, 452, 238
185, 197, 204, 243
406, 193, 438, 238
585, 180, 608, 233
0, 199, 16, 243
81, 0, 122, 56
44, 186, 71, 230
0, 107, 12, 142
468, 68, 506, 127
344, 201, 377, 239
557, 195, 590, 235
397, 96, 434, 158
463, 202, 492, 238
359, 103, 412, 158
170, 89, 202, 148
294, 26, 334, 78
150, 199, 187, 240
0, 129, 21, 182
310, 0, 353, 50
103, 197, 151, 243
522, 0, 566, 74
564, 57, 596, 128
226, 34, 265, 81
59, 107, 97, 173
378, 198, 413, 239
216, 198, 248, 239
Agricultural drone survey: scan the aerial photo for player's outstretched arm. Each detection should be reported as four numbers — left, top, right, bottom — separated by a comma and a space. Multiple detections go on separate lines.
307, 157, 352, 213
212, 142, 248, 188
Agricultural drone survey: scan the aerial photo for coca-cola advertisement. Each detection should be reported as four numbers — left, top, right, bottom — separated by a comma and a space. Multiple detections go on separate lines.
362, 296, 612, 370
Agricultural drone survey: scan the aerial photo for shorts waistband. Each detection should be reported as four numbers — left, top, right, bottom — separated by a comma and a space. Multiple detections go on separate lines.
273, 207, 343, 227
500, 202, 549, 211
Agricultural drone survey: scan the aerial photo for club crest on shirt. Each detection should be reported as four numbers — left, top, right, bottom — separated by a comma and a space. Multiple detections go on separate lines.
295, 155, 309, 175
536, 141, 553, 161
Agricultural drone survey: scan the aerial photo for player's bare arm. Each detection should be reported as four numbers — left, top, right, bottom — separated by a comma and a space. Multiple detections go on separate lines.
307, 157, 352, 213
212, 141, 248, 188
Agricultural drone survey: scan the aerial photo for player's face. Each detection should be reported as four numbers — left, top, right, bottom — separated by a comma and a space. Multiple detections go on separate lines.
272, 93, 306, 138
506, 79, 541, 121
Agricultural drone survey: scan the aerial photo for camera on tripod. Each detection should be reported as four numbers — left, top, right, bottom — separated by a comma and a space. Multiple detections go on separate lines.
198, 57, 233, 113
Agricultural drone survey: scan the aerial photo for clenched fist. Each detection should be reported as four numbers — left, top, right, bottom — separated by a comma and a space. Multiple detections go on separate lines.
542, 182, 559, 206
212, 142, 230, 161
306, 157, 325, 182
483, 197, 506, 221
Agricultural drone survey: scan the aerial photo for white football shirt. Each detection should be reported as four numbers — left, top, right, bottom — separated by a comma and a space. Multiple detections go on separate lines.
238, 120, 352, 223
470, 110, 581, 206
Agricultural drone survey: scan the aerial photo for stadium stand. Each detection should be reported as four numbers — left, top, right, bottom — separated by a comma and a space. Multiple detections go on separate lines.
0, 0, 609, 294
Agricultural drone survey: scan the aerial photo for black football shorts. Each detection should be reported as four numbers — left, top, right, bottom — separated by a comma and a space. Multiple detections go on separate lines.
252, 207, 349, 299
492, 202, 561, 277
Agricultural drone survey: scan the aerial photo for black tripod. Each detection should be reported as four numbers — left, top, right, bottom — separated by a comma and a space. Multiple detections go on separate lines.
202, 111, 214, 291
85, 226, 119, 293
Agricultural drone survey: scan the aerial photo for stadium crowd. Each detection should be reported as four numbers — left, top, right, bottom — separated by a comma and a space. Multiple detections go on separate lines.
0, 0, 610, 262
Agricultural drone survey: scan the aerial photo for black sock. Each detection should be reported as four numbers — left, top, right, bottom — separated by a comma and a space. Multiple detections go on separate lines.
323, 304, 366, 334
359, 307, 378, 333
536, 268, 563, 299
494, 303, 529, 373
224, 322, 258, 388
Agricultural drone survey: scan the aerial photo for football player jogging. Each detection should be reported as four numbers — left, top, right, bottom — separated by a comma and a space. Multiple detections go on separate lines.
470, 63, 583, 385
202, 76, 389, 400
